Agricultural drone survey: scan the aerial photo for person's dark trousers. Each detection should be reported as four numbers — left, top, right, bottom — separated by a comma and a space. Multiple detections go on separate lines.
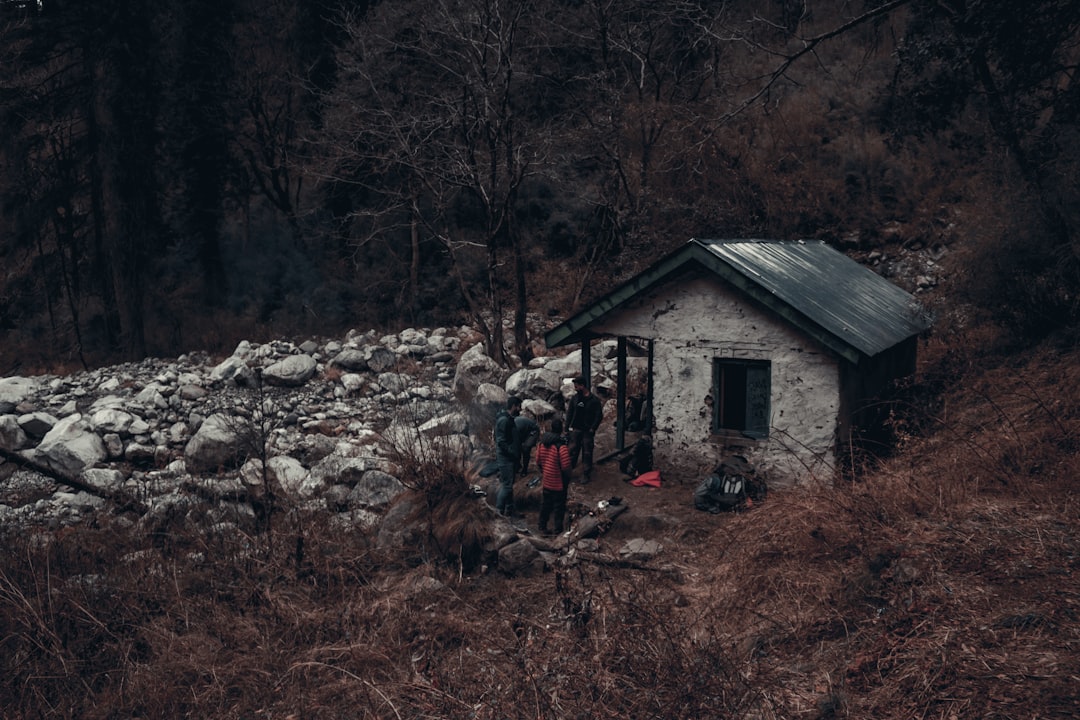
569, 429, 596, 479
495, 456, 516, 515
519, 439, 537, 475
538, 487, 567, 533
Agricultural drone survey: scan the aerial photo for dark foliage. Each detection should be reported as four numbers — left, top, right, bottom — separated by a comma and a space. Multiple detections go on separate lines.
1, 0, 1079, 368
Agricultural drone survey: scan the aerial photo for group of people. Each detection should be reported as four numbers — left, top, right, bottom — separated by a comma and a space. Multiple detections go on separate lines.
493, 376, 603, 535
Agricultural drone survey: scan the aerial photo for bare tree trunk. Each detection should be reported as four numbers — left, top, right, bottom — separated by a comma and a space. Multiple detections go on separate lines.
410, 215, 420, 322
85, 56, 122, 353
486, 238, 508, 366
511, 217, 532, 364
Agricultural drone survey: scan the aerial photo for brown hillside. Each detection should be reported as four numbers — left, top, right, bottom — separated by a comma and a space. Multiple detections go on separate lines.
2, 325, 1078, 718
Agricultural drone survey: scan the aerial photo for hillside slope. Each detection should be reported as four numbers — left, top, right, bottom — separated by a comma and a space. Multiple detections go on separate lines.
1, 325, 1077, 718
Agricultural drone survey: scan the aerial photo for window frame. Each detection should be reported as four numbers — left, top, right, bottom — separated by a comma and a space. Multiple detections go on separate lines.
711, 358, 771, 439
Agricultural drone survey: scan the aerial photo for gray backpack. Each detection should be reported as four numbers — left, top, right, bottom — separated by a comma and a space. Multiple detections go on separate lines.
693, 455, 764, 513
693, 473, 747, 513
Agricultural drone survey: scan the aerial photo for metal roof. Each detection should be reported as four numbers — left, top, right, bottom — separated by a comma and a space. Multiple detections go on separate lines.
544, 238, 932, 363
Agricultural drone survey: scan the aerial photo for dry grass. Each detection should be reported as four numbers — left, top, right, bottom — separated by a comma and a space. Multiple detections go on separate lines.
2, 329, 1080, 718
689, 326, 1080, 718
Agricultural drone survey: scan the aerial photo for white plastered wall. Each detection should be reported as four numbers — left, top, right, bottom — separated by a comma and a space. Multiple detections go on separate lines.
592, 273, 840, 484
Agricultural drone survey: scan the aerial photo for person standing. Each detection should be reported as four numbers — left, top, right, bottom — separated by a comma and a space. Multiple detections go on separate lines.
494, 396, 523, 517
515, 414, 540, 476
535, 418, 571, 535
566, 375, 603, 482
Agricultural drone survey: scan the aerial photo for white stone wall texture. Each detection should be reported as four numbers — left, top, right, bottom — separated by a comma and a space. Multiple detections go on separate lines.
592, 274, 840, 484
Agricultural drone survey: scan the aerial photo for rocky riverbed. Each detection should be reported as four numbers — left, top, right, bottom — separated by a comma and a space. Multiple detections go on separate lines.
0, 325, 652, 572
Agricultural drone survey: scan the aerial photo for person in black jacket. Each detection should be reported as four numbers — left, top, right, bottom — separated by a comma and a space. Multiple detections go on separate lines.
566, 376, 603, 482
494, 396, 523, 516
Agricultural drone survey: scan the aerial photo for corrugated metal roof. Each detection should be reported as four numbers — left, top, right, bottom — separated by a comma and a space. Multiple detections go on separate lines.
698, 238, 931, 358
544, 238, 932, 362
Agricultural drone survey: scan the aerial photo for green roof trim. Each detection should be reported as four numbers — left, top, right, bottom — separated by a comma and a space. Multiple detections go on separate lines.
544, 238, 932, 364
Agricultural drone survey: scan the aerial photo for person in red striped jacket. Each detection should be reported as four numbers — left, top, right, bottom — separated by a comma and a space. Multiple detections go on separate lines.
535, 418, 572, 536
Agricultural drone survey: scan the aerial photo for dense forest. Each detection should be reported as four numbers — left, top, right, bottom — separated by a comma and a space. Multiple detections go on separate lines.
2, 0, 1079, 371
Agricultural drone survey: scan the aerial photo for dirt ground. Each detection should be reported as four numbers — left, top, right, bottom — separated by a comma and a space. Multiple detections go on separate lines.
513, 433, 731, 554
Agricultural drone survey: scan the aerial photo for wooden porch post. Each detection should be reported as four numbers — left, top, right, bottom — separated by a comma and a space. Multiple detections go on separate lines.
646, 339, 655, 433
580, 337, 591, 387
615, 336, 627, 451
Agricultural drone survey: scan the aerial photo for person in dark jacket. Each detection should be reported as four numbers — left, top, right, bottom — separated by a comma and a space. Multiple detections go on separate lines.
566, 376, 603, 482
515, 414, 540, 476
535, 418, 571, 535
494, 396, 522, 517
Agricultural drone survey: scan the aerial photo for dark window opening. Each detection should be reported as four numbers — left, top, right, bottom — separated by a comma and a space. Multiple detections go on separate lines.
713, 359, 770, 438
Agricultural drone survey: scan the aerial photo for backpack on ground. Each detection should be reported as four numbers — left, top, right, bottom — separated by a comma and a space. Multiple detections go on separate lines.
693, 473, 748, 513
693, 455, 762, 513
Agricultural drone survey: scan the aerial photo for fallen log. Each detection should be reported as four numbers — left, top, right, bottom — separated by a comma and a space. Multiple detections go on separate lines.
571, 549, 684, 575
570, 501, 627, 541
0, 446, 146, 513
525, 501, 629, 552
524, 539, 685, 575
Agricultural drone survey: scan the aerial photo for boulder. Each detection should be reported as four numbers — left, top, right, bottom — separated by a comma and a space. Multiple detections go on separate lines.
618, 538, 663, 562
505, 367, 561, 401
178, 384, 208, 401
541, 342, 618, 379
473, 382, 507, 414
418, 411, 470, 437
375, 494, 425, 551
498, 537, 542, 576
308, 453, 385, 490
346, 469, 405, 509
0, 414, 28, 451
452, 343, 504, 400
124, 442, 157, 464
35, 414, 107, 478
262, 354, 317, 387
102, 433, 124, 458
18, 411, 58, 439
377, 371, 410, 394
331, 348, 368, 372
184, 413, 247, 473
210, 355, 248, 383
81, 468, 127, 494
266, 455, 311, 498
91, 408, 136, 435
134, 385, 169, 410
340, 373, 364, 395
0, 377, 38, 409
541, 351, 583, 379
399, 328, 426, 345
427, 332, 459, 354
365, 346, 397, 373
521, 399, 557, 422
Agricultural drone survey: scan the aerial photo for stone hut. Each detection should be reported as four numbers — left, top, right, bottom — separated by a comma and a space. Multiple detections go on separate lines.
544, 238, 932, 483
